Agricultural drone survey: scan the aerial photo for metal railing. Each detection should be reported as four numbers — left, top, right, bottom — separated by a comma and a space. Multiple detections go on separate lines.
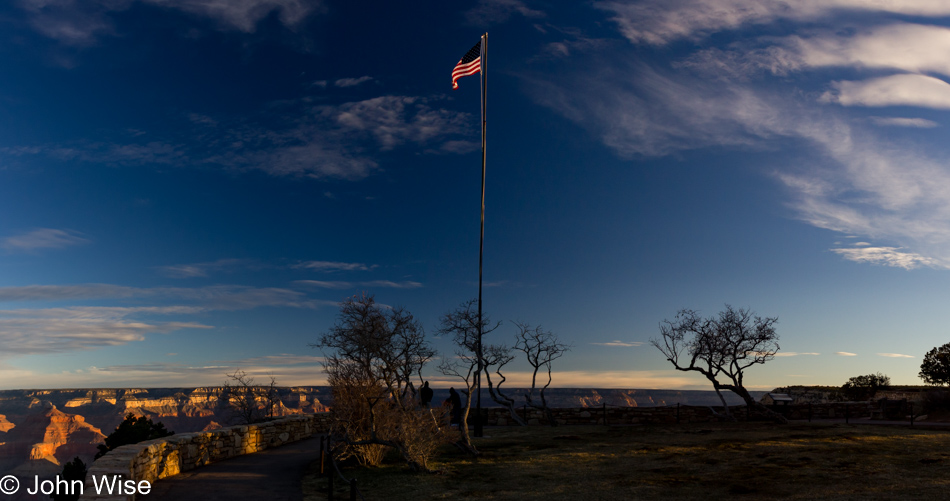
319, 435, 365, 501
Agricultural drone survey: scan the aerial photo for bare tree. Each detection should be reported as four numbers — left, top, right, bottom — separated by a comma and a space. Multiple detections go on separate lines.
482, 344, 526, 426
314, 293, 446, 471
436, 348, 479, 453
652, 305, 785, 423
220, 369, 276, 424
514, 322, 571, 426
264, 375, 282, 419
437, 299, 501, 452
314, 293, 434, 406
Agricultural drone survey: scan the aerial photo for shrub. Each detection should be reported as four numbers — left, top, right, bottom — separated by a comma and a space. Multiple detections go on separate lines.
327, 363, 455, 470
328, 368, 390, 466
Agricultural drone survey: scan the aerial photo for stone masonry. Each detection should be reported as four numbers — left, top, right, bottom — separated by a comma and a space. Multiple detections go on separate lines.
79, 413, 331, 501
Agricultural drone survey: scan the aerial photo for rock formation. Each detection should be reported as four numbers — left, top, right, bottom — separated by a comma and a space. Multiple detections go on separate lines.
0, 387, 331, 484
0, 403, 105, 477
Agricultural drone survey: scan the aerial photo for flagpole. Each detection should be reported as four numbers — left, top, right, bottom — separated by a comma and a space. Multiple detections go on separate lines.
475, 31, 487, 439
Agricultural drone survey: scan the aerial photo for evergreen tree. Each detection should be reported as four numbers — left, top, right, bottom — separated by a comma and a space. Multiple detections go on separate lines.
50, 457, 86, 501
95, 414, 174, 459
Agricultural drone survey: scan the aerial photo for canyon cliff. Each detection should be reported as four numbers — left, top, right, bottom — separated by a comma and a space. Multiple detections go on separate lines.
0, 387, 330, 483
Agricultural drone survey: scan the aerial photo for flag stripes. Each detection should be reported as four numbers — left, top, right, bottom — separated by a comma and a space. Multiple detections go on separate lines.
452, 40, 482, 90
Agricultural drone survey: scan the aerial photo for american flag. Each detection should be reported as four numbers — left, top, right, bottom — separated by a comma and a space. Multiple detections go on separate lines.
452, 40, 482, 90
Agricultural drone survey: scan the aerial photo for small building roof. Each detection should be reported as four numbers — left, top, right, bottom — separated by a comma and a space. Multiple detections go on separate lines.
767, 393, 794, 402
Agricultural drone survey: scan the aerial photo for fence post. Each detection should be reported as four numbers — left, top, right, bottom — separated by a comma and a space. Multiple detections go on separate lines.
523, 404, 527, 423
602, 402, 607, 426
808, 403, 812, 422
845, 403, 850, 424
350, 478, 357, 501
328, 458, 334, 501
676, 403, 680, 424
320, 436, 326, 475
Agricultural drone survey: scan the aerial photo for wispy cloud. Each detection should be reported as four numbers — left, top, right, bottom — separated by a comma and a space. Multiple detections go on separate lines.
146, 0, 317, 33
590, 340, 643, 347
432, 140, 481, 155
785, 23, 950, 78
294, 261, 374, 272
158, 258, 256, 278
0, 284, 334, 310
237, 354, 326, 366
359, 280, 422, 289
537, 37, 611, 60
334, 76, 373, 88
0, 281, 341, 359
868, 117, 938, 128
0, 284, 142, 302
332, 96, 471, 151
878, 352, 914, 358
17, 0, 320, 46
831, 247, 941, 270
596, 1, 950, 46
529, 7, 950, 270
480, 280, 531, 288
465, 0, 544, 25
10, 353, 329, 388
0, 306, 212, 356
774, 352, 821, 357
822, 74, 950, 109
836, 352, 858, 356
2, 141, 185, 166
2, 228, 89, 252
295, 280, 423, 289
6, 95, 475, 181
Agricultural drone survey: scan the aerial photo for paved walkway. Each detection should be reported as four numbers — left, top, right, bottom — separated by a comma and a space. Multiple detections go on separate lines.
143, 435, 322, 501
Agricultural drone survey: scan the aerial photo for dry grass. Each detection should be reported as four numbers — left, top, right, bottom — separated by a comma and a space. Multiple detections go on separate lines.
303, 422, 950, 500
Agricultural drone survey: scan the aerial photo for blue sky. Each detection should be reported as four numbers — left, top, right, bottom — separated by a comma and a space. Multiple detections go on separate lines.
1, 0, 948, 390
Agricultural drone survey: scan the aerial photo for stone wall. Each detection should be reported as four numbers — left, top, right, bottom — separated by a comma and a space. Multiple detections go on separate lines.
79, 413, 331, 501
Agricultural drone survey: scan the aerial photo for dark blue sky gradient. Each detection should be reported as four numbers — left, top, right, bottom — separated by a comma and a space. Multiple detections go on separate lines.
0, 0, 945, 389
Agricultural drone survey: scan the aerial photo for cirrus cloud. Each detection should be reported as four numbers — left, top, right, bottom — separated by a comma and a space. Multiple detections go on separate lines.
831, 247, 942, 270
822, 74, 950, 110
17, 0, 320, 46
2, 228, 89, 252
590, 340, 644, 347
0, 306, 212, 356
532, 4, 950, 271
